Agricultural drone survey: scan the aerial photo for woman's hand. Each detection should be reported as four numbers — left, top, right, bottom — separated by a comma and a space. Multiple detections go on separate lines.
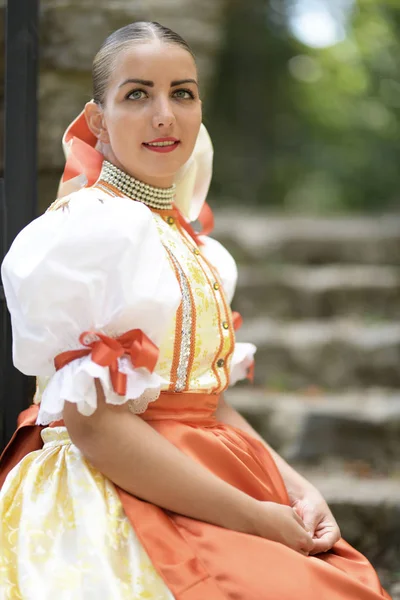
251, 501, 314, 555
214, 397, 340, 553
290, 487, 341, 555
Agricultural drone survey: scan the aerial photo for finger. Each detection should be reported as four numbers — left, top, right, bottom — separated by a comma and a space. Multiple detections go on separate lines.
303, 537, 315, 553
302, 508, 318, 536
289, 541, 310, 556
309, 542, 330, 555
292, 509, 307, 530
318, 529, 340, 547
309, 537, 335, 555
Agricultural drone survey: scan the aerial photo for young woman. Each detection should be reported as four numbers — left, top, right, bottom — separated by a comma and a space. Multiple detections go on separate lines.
0, 21, 390, 600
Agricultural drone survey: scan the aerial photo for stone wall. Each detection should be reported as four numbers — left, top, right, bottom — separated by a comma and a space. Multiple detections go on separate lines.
1, 0, 227, 208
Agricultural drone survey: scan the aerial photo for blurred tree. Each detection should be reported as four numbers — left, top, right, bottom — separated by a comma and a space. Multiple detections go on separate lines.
206, 0, 400, 212
205, 0, 294, 206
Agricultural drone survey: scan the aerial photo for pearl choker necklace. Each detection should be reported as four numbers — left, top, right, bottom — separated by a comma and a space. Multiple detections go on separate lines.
99, 160, 175, 210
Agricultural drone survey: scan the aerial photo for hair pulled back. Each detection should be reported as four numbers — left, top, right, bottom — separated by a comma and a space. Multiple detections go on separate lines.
92, 21, 195, 105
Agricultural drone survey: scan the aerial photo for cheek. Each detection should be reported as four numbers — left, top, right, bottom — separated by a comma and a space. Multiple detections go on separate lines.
184, 108, 202, 144
109, 112, 143, 149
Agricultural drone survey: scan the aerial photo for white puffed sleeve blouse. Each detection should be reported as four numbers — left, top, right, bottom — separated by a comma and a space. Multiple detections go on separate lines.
2, 184, 256, 425
1, 189, 181, 424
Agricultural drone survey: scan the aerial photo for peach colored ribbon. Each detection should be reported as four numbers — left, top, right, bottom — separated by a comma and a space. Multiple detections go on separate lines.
62, 111, 103, 188
231, 311, 243, 332
54, 329, 159, 396
175, 207, 205, 246
197, 200, 214, 236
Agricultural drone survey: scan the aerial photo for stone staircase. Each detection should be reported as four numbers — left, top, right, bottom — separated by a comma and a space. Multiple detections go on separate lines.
214, 210, 400, 594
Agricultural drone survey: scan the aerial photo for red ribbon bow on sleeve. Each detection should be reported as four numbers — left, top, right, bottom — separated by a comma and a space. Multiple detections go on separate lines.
54, 329, 159, 396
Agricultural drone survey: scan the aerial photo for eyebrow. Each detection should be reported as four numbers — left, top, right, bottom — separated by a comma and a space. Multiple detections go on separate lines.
171, 79, 198, 87
118, 78, 198, 88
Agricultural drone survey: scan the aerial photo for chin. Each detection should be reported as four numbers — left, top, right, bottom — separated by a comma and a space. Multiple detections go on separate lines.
145, 155, 188, 176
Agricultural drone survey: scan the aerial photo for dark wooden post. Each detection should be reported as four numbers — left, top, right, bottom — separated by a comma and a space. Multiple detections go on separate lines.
0, 0, 39, 450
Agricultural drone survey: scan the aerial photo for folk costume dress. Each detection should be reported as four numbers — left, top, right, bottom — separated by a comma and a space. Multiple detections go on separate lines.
0, 112, 391, 600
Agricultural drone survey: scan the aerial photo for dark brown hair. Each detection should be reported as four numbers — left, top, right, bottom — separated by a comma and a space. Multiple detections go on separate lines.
92, 21, 195, 105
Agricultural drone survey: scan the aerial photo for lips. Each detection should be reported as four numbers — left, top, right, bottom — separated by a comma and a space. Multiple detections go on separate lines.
143, 137, 181, 153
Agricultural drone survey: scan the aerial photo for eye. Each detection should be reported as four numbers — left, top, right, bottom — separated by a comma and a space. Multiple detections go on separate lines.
127, 89, 147, 100
172, 89, 195, 100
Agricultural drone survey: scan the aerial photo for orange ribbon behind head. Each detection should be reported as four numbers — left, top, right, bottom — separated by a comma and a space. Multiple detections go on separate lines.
62, 111, 103, 187
174, 199, 215, 248
198, 201, 214, 236
54, 329, 159, 396
174, 208, 204, 247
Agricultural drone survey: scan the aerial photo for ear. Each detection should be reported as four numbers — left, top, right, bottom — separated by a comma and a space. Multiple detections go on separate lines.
84, 101, 110, 144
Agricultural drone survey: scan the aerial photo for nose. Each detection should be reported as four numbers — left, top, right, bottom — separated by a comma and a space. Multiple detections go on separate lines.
152, 96, 175, 130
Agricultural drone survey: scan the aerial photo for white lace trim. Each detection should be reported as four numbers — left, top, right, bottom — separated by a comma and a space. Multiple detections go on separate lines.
127, 387, 161, 414
36, 355, 167, 425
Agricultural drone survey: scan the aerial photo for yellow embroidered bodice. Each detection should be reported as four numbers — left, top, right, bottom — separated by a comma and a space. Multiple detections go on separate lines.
34, 185, 236, 405
152, 210, 235, 394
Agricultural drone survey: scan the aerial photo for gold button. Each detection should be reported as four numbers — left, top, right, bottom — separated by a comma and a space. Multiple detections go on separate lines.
222, 321, 229, 330
193, 248, 200, 256
213, 282, 220, 291
217, 358, 225, 368
166, 216, 175, 225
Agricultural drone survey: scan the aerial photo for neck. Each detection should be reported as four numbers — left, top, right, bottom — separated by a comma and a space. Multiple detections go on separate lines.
98, 160, 175, 211
101, 148, 174, 188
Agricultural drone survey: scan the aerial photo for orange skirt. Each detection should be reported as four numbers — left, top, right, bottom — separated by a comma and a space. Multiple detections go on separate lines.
0, 393, 391, 600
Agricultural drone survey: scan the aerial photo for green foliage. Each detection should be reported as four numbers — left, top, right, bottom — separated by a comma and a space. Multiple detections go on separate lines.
206, 0, 400, 213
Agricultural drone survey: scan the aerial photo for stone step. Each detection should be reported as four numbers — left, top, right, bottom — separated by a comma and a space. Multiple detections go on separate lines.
233, 265, 400, 320
236, 318, 400, 389
225, 388, 400, 473
212, 210, 400, 266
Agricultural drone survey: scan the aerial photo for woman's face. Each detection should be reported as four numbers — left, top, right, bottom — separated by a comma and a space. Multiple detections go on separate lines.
88, 41, 202, 187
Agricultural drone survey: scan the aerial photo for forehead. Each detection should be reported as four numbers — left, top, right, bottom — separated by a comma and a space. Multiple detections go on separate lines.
109, 41, 197, 87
